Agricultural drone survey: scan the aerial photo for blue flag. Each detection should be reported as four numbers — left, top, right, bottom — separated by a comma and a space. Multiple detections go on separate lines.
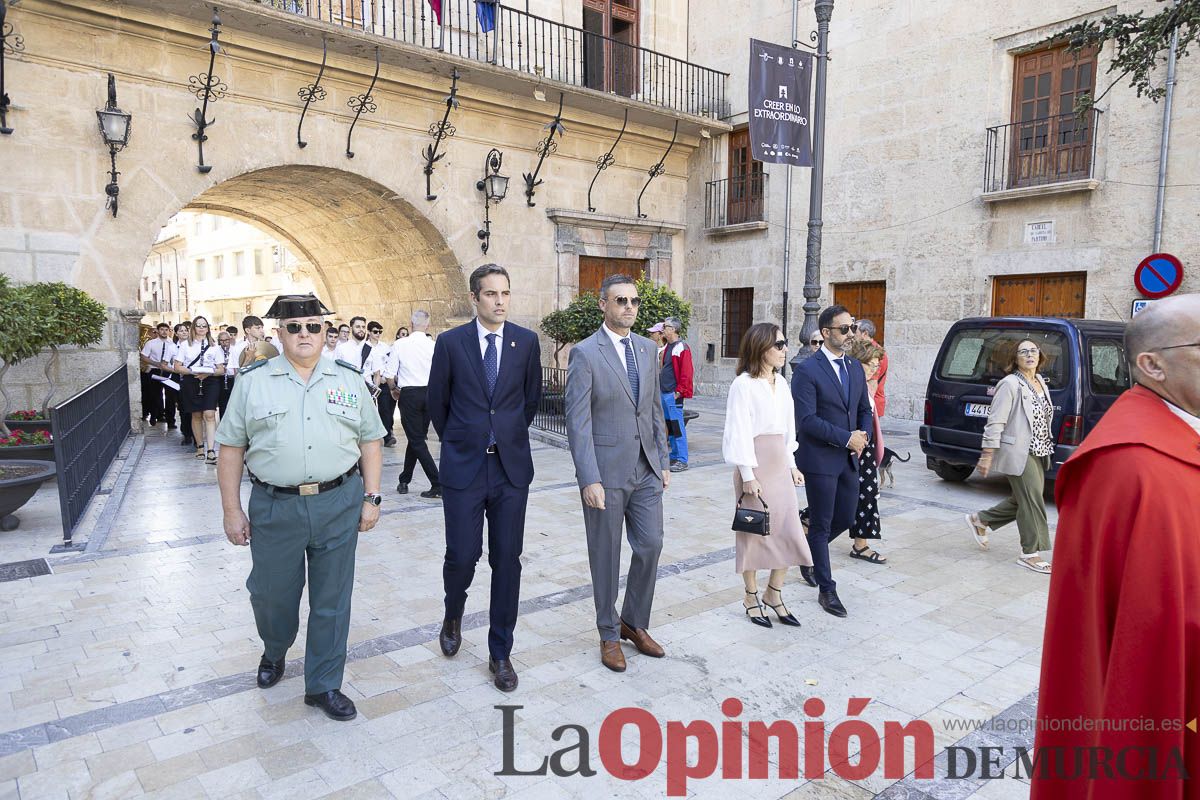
476, 0, 496, 33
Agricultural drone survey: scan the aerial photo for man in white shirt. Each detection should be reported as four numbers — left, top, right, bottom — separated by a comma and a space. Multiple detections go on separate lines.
139, 322, 174, 426
322, 328, 339, 359
363, 322, 396, 447
386, 310, 440, 498
334, 316, 371, 367
228, 315, 264, 371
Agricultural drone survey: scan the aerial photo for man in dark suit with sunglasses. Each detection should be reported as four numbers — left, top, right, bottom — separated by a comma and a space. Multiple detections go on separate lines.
792, 305, 873, 618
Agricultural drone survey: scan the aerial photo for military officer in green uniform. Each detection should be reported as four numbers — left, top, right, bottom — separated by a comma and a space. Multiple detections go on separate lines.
215, 294, 385, 721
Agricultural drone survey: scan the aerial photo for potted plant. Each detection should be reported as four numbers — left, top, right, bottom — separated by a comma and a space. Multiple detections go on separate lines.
0, 428, 54, 462
0, 459, 57, 532
0, 277, 107, 438
3, 409, 49, 433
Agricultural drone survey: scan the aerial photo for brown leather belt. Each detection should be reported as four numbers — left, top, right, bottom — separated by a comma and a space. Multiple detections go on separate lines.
249, 465, 357, 496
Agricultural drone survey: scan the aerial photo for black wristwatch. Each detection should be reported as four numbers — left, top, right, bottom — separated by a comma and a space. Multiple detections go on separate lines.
363, 493, 382, 506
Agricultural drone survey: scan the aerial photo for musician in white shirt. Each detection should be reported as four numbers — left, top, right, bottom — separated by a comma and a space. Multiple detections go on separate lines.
721, 322, 813, 630
139, 323, 173, 426
385, 310, 439, 496
363, 322, 396, 446
173, 315, 226, 464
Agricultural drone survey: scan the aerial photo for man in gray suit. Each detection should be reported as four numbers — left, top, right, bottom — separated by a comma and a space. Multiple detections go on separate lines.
565, 274, 671, 672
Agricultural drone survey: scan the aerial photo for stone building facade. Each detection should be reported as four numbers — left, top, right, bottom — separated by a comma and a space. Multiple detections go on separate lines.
685, 0, 1198, 418
0, 0, 723, 414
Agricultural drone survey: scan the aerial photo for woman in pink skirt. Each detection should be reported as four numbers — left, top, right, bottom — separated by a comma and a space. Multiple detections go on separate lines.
722, 323, 813, 629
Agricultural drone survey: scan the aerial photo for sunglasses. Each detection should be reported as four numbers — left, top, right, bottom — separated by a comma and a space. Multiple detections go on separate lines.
810, 338, 823, 346
285, 322, 324, 335
610, 296, 641, 308
772, 339, 788, 351
368, 329, 383, 335
823, 324, 858, 335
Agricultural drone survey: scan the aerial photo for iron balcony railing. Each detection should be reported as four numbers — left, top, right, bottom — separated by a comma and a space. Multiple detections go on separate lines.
705, 173, 768, 229
984, 109, 1101, 193
533, 365, 567, 438
261, 0, 728, 118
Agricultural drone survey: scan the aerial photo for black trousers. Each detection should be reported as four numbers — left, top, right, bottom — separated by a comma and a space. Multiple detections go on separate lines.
139, 372, 159, 421
376, 386, 396, 438
397, 386, 439, 488
218, 376, 234, 419
442, 452, 527, 660
801, 464, 860, 593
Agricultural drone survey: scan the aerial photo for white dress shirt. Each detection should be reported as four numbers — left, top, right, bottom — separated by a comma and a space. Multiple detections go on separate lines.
363, 340, 390, 378
228, 339, 252, 373
198, 343, 227, 375
722, 372, 799, 481
820, 344, 849, 384
389, 331, 435, 388
477, 320, 505, 372
1163, 397, 1200, 440
334, 338, 372, 368
601, 323, 635, 370
140, 337, 173, 365
173, 339, 212, 373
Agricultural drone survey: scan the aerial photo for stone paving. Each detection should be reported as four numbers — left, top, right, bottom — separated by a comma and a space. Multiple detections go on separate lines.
0, 397, 1055, 799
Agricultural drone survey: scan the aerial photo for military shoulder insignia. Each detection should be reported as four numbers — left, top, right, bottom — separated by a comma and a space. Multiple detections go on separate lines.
239, 359, 269, 375
334, 359, 363, 374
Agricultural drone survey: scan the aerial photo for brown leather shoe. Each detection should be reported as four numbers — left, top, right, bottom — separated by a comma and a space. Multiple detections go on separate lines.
619, 620, 665, 658
600, 641, 626, 672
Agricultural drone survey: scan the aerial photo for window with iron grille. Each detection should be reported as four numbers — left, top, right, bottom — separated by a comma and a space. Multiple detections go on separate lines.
722, 288, 754, 358
1008, 43, 1097, 187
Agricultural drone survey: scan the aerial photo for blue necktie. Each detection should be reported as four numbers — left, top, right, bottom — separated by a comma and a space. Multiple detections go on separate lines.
484, 333, 498, 446
835, 357, 850, 406
621, 338, 639, 400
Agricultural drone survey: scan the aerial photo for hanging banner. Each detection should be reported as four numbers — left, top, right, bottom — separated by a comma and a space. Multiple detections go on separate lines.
748, 39, 813, 166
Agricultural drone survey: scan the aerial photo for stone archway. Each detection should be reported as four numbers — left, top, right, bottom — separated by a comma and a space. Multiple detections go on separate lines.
183, 166, 473, 330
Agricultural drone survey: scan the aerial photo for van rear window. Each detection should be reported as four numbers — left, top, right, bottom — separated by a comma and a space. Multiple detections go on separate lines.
1088, 339, 1129, 395
937, 329, 1069, 388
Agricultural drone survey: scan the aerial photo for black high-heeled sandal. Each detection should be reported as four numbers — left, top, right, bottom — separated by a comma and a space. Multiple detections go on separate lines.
764, 585, 801, 627
744, 591, 772, 628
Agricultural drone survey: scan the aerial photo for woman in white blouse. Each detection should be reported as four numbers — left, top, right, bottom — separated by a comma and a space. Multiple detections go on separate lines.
722, 323, 813, 629
173, 316, 226, 464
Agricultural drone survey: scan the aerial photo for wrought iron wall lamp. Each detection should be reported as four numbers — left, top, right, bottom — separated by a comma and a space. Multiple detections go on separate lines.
476, 148, 508, 254
96, 74, 132, 217
1, 2, 25, 135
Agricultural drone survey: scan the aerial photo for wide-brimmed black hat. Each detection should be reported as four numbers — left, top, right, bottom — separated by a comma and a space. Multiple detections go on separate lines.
263, 293, 334, 320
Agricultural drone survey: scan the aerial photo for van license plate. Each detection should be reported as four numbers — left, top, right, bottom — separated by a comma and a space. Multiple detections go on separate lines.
964, 403, 991, 419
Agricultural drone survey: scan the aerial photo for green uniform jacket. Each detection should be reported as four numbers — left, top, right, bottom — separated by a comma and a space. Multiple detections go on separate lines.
216, 355, 385, 486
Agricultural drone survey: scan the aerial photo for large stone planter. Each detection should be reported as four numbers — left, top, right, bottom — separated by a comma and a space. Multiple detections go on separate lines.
0, 460, 57, 531
0, 443, 55, 462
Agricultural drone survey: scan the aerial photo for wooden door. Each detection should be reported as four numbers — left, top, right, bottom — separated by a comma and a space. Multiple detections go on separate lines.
727, 129, 764, 225
1010, 46, 1096, 187
833, 281, 887, 344
582, 0, 639, 97
992, 272, 1086, 317
578, 256, 646, 296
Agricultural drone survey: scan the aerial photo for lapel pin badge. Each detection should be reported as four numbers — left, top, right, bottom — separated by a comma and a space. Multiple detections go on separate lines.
510, 341, 515, 348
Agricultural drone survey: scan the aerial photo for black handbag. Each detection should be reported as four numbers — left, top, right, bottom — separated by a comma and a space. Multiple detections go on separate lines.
732, 492, 770, 536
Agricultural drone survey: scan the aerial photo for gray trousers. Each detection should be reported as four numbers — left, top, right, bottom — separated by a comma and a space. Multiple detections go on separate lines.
978, 454, 1051, 556
581, 454, 664, 641
246, 473, 362, 694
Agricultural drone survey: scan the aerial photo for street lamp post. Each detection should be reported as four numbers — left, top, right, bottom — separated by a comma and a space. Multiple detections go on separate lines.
798, 0, 834, 352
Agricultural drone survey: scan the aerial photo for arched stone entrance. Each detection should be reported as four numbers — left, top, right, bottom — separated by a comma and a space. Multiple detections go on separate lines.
183, 165, 472, 330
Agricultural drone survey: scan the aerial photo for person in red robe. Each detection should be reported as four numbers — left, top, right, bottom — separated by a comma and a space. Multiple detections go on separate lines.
1032, 293, 1200, 799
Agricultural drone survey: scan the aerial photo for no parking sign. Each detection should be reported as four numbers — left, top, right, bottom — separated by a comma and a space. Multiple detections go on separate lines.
1134, 253, 1184, 299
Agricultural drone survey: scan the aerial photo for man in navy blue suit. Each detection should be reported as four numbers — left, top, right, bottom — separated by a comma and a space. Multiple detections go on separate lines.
427, 264, 542, 691
792, 305, 873, 618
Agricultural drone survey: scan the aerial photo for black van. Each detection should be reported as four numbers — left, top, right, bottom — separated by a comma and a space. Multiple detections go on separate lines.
919, 317, 1129, 482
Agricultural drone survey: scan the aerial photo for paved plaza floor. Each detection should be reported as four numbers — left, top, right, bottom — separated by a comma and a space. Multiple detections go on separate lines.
0, 397, 1054, 799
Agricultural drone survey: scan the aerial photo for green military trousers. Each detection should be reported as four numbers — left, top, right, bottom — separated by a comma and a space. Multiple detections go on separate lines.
246, 472, 362, 694
977, 453, 1052, 556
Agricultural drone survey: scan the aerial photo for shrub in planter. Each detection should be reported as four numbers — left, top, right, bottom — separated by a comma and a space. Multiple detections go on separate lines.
0, 429, 54, 462
3, 410, 49, 432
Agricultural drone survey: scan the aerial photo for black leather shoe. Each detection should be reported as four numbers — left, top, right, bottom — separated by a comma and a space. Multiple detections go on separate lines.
439, 616, 462, 657
420, 487, 442, 499
396, 482, 408, 494
818, 590, 848, 618
304, 689, 357, 721
489, 658, 519, 692
256, 655, 285, 688
383, 436, 397, 447
799, 565, 819, 588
